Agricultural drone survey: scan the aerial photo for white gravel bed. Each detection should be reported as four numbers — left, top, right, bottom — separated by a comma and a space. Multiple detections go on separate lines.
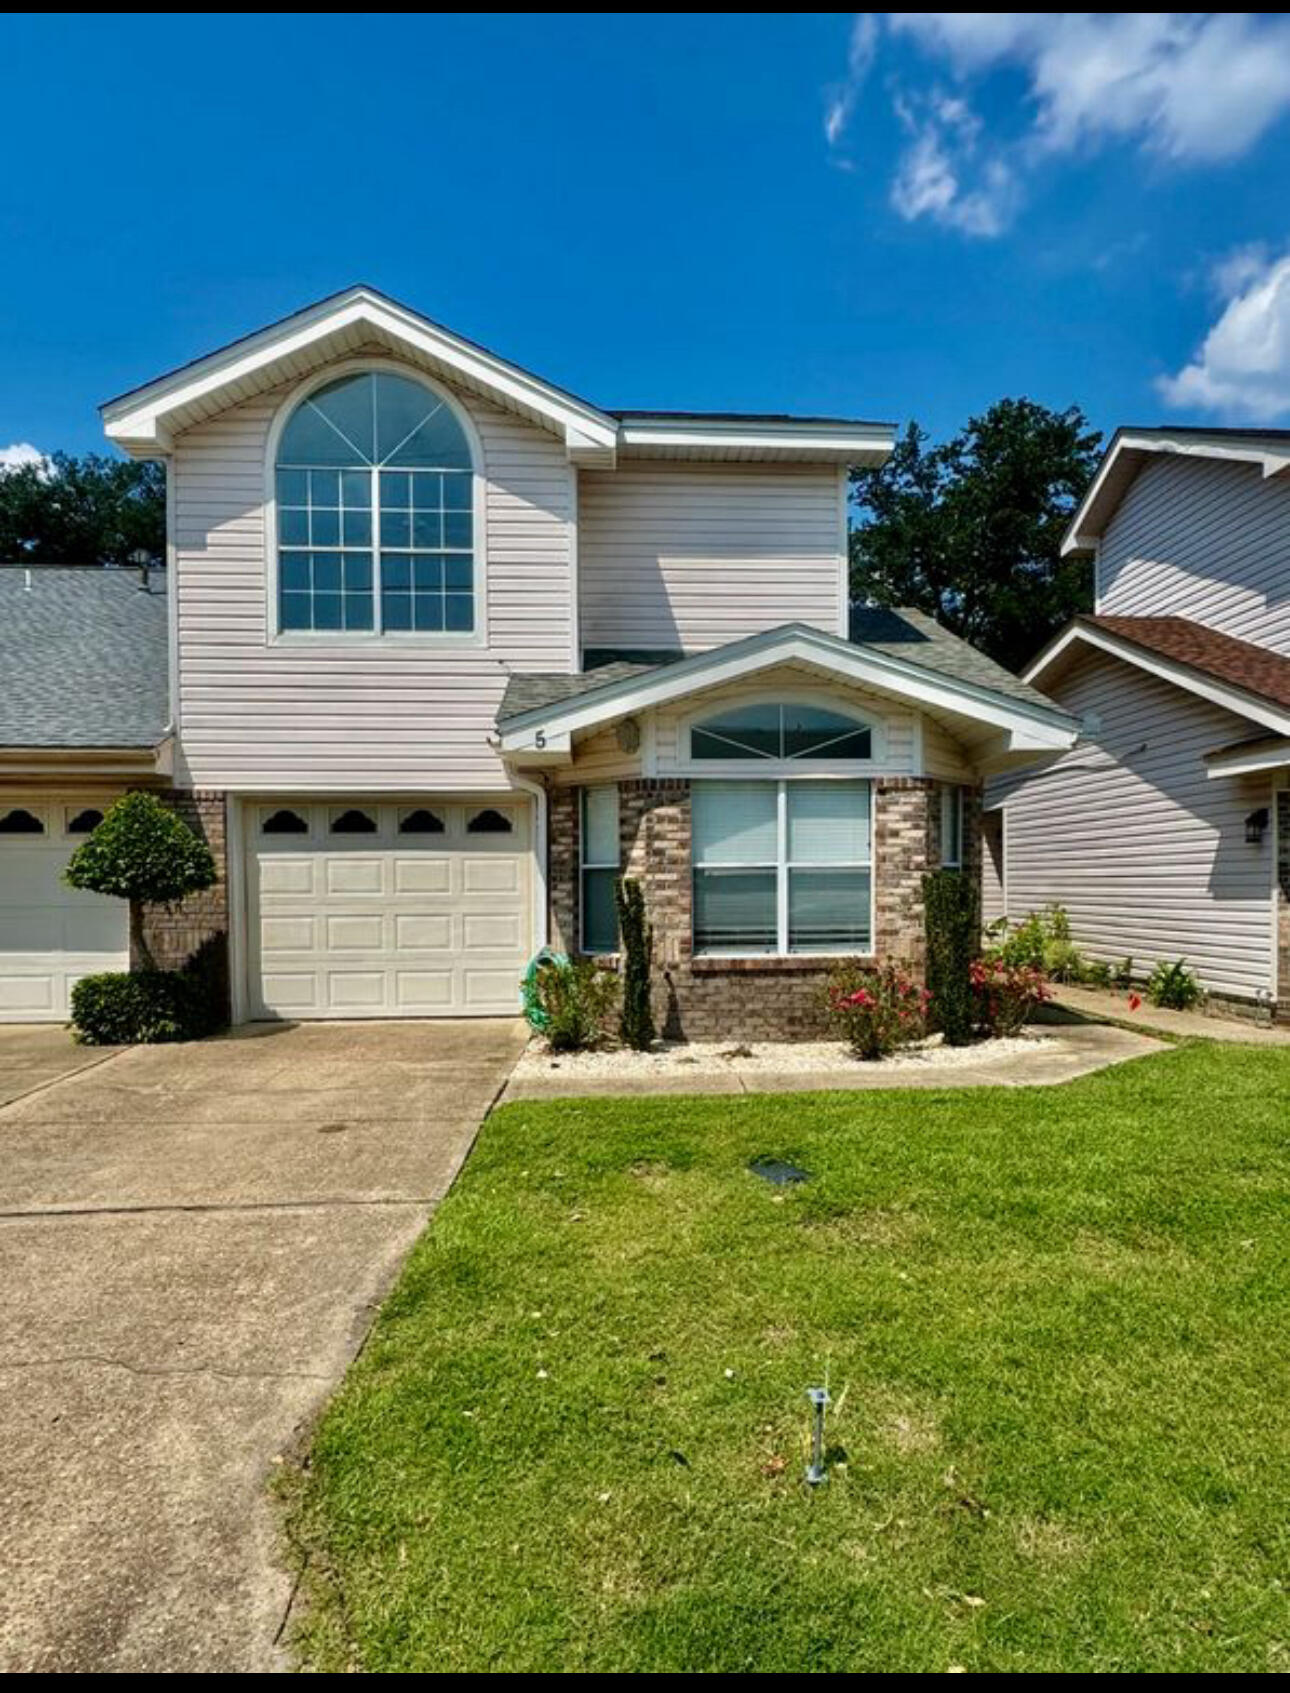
513, 1029, 1055, 1078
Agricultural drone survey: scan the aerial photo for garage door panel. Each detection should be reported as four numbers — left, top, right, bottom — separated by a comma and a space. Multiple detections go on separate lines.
0, 795, 129, 1022
248, 798, 531, 1019
325, 858, 385, 896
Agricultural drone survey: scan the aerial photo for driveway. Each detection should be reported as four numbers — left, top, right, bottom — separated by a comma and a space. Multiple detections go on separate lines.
0, 1018, 527, 1672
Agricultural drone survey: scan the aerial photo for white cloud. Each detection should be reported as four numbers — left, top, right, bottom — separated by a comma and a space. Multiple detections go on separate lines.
889, 93, 1018, 237
826, 14, 1290, 236
0, 442, 47, 475
1158, 249, 1290, 422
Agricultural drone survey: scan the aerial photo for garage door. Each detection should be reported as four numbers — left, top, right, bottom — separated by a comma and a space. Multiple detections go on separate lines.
246, 798, 533, 1019
0, 796, 128, 1021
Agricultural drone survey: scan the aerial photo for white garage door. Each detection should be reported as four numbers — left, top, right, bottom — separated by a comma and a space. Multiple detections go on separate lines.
0, 796, 128, 1021
247, 798, 533, 1019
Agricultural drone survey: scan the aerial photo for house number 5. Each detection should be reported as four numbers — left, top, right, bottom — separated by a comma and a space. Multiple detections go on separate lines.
535, 729, 546, 749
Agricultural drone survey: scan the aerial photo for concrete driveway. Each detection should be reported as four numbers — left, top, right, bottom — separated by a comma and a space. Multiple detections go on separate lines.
0, 1018, 527, 1673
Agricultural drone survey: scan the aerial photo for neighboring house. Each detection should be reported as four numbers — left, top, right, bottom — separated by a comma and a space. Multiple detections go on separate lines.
0, 286, 1076, 1032
987, 427, 1290, 1019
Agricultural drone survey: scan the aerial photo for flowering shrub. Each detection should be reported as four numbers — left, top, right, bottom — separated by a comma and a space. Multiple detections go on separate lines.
824, 962, 931, 1061
970, 957, 1051, 1037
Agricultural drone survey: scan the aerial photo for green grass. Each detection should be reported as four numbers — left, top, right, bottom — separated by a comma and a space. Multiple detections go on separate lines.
285, 1043, 1290, 1672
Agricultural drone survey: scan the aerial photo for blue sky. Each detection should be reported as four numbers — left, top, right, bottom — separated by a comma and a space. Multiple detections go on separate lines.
3, 12, 1290, 464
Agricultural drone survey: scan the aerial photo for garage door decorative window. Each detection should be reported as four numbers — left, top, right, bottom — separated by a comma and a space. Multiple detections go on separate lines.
67, 809, 104, 835
467, 808, 513, 834
0, 808, 44, 835
399, 808, 445, 834
331, 808, 379, 835
275, 370, 475, 637
262, 808, 309, 835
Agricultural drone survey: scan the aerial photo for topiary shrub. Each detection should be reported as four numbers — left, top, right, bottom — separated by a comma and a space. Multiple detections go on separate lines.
615, 877, 656, 1051
1146, 958, 1202, 1011
533, 956, 620, 1052
70, 961, 225, 1045
923, 869, 979, 1047
64, 791, 217, 971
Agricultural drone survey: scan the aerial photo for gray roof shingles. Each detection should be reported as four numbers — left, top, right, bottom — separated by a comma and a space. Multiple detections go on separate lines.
0, 566, 169, 748
498, 608, 1063, 725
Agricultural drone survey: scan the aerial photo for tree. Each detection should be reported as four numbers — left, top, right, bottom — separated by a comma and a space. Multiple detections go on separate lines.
615, 877, 656, 1051
0, 451, 165, 565
849, 400, 1102, 674
64, 792, 217, 970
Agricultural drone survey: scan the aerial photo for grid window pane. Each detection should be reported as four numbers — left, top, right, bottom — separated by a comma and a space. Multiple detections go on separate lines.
582, 786, 619, 866
787, 781, 870, 864
582, 868, 619, 954
789, 868, 871, 953
692, 781, 777, 863
694, 869, 777, 954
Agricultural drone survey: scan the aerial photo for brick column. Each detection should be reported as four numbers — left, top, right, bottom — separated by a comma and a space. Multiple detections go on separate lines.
548, 784, 579, 953
133, 788, 231, 1018
873, 778, 934, 965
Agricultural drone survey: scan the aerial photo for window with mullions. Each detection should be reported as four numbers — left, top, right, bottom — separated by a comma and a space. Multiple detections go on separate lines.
689, 702, 871, 762
275, 371, 474, 636
692, 780, 872, 956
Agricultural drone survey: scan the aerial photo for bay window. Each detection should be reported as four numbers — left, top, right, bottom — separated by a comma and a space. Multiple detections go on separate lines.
692, 780, 872, 956
580, 786, 620, 954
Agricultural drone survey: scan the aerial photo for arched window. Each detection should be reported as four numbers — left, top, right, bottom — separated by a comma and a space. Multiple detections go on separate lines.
689, 702, 871, 763
262, 808, 309, 836
67, 808, 104, 835
467, 808, 513, 835
276, 370, 475, 637
0, 807, 44, 835
399, 808, 445, 835
331, 808, 379, 835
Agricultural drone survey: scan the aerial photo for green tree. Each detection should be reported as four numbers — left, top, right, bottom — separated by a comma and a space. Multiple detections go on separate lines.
850, 400, 1102, 673
64, 792, 217, 970
0, 451, 165, 565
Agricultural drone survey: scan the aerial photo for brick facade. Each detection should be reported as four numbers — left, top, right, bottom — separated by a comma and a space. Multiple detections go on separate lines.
133, 787, 231, 1018
551, 774, 981, 1042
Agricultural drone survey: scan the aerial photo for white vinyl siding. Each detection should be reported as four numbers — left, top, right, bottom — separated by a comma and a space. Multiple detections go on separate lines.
170, 374, 574, 791
992, 647, 1275, 1001
1098, 455, 1290, 655
578, 462, 845, 652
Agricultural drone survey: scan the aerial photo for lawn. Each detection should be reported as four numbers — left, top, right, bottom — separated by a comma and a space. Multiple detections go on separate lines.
284, 1042, 1290, 1672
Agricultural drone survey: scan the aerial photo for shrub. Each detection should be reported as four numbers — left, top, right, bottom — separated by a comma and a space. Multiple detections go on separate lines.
70, 963, 224, 1045
989, 903, 1087, 981
923, 869, 978, 1047
615, 877, 656, 1051
64, 792, 218, 970
970, 957, 1051, 1037
1146, 958, 1202, 1011
1082, 959, 1113, 989
824, 961, 930, 1061
1114, 956, 1135, 990
534, 956, 619, 1052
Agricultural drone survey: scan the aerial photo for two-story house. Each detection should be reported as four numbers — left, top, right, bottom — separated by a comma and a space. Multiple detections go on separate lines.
0, 287, 1077, 1034
986, 427, 1290, 1019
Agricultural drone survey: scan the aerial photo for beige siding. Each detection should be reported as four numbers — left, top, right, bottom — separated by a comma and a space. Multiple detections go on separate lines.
578, 462, 844, 653
171, 373, 574, 791
980, 811, 1005, 928
922, 714, 977, 781
552, 724, 642, 788
1099, 455, 1290, 654
995, 647, 1274, 1000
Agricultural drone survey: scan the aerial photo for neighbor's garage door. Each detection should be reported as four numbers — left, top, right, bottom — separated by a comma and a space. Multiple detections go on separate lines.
246, 798, 533, 1019
0, 796, 128, 1021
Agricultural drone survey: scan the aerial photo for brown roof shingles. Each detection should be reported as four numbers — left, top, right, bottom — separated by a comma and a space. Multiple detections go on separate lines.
1083, 615, 1290, 715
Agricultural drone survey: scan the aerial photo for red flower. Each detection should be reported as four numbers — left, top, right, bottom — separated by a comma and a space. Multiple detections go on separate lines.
1127, 992, 1142, 1011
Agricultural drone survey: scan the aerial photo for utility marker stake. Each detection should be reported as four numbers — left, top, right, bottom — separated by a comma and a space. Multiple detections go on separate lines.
805, 1386, 830, 1486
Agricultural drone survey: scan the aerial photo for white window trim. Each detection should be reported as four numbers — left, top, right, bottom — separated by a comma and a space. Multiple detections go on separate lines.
263, 357, 488, 650
692, 778, 874, 959
941, 785, 964, 869
580, 785, 620, 955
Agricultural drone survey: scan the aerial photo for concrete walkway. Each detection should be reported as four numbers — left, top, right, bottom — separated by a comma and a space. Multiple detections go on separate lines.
1052, 985, 1290, 1046
500, 1019, 1166, 1104
0, 1025, 122, 1109
0, 1018, 527, 1674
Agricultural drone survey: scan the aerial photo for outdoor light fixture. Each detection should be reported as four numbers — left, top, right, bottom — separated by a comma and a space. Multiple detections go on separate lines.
805, 1386, 830, 1486
1245, 808, 1269, 845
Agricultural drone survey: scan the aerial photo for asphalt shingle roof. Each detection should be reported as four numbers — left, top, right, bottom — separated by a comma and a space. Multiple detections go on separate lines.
497, 608, 1062, 726
0, 566, 169, 747
1083, 614, 1290, 715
